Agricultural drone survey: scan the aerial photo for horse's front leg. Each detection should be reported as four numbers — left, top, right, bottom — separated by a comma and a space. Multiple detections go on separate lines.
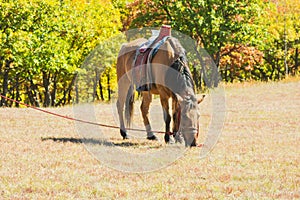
160, 96, 174, 143
172, 97, 183, 143
141, 92, 157, 140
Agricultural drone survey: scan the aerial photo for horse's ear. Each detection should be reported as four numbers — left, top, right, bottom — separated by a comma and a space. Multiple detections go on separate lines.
197, 95, 205, 104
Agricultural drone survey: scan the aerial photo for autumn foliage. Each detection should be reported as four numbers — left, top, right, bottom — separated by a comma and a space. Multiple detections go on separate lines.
0, 0, 299, 107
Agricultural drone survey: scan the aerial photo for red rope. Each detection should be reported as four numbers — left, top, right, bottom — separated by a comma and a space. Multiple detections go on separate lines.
0, 94, 166, 134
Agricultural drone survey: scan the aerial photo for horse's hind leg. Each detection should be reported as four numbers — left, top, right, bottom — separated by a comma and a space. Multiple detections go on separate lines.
141, 92, 157, 140
116, 79, 131, 139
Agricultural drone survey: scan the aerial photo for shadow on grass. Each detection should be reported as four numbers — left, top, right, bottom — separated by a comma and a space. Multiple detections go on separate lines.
41, 137, 140, 147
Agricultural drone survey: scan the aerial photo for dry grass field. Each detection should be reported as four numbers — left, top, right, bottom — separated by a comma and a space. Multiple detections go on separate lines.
0, 79, 299, 199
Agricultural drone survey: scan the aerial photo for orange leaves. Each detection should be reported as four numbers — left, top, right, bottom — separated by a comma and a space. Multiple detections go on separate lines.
220, 44, 265, 81
221, 45, 264, 71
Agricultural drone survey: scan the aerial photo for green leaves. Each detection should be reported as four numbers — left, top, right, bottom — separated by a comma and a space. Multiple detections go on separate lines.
126, 0, 266, 86
126, 0, 299, 83
0, 0, 123, 106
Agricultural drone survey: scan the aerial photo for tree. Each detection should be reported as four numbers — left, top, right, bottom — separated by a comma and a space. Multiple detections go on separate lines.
259, 0, 300, 79
79, 34, 126, 102
126, 0, 265, 86
0, 0, 123, 107
220, 45, 265, 82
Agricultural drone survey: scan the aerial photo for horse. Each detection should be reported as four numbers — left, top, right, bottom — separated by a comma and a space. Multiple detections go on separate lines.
116, 36, 204, 147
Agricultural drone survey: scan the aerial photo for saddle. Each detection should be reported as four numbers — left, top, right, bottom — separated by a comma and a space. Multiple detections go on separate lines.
133, 25, 171, 91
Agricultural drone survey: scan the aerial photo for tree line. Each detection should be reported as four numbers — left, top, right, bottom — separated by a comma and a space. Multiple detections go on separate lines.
126, 0, 299, 85
0, 0, 121, 107
0, 0, 299, 107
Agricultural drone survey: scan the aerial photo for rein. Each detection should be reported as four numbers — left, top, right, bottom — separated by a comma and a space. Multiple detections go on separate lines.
0, 94, 172, 135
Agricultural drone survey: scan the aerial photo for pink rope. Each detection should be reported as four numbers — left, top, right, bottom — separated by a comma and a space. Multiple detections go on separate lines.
0, 94, 167, 134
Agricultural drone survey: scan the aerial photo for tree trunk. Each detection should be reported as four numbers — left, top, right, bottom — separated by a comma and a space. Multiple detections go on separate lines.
29, 80, 40, 107
294, 47, 299, 76
50, 73, 58, 106
1, 60, 11, 107
192, 64, 199, 91
93, 69, 100, 101
55, 73, 77, 106
99, 76, 104, 101
42, 71, 51, 107
15, 74, 20, 107
230, 66, 234, 83
1, 69, 9, 106
75, 82, 79, 104
68, 74, 77, 104
213, 51, 221, 87
107, 72, 111, 101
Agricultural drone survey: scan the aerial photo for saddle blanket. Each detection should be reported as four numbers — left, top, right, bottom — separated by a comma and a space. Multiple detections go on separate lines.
133, 26, 171, 92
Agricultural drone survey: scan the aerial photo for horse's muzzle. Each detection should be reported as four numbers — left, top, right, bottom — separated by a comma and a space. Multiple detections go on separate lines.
181, 128, 198, 147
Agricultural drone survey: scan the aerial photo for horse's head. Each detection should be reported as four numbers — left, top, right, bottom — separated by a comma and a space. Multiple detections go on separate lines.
165, 37, 205, 146
176, 91, 204, 147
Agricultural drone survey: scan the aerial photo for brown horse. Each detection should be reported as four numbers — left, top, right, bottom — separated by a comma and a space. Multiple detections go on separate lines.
116, 36, 204, 146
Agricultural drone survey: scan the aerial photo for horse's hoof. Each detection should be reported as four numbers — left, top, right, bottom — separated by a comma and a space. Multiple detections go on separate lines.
147, 135, 158, 141
120, 129, 128, 139
169, 137, 175, 144
123, 135, 129, 140
189, 138, 197, 147
164, 134, 170, 143
164, 134, 175, 144
165, 134, 175, 144
174, 132, 184, 144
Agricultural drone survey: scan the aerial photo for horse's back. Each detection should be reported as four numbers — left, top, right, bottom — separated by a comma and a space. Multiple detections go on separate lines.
117, 38, 147, 81
117, 37, 176, 94
118, 38, 147, 58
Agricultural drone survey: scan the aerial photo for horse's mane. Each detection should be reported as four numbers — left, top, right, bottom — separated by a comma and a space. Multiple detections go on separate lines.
167, 37, 195, 94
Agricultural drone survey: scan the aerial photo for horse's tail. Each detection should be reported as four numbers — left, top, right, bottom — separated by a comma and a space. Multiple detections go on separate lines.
125, 84, 135, 127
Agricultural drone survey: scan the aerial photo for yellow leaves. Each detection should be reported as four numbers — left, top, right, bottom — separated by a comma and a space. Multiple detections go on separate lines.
264, 0, 300, 41
221, 55, 232, 65
220, 44, 265, 81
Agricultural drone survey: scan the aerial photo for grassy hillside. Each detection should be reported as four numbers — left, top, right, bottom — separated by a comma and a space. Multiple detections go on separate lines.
0, 79, 299, 199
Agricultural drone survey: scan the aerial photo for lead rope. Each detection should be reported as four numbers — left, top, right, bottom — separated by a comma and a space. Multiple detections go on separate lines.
0, 94, 170, 135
